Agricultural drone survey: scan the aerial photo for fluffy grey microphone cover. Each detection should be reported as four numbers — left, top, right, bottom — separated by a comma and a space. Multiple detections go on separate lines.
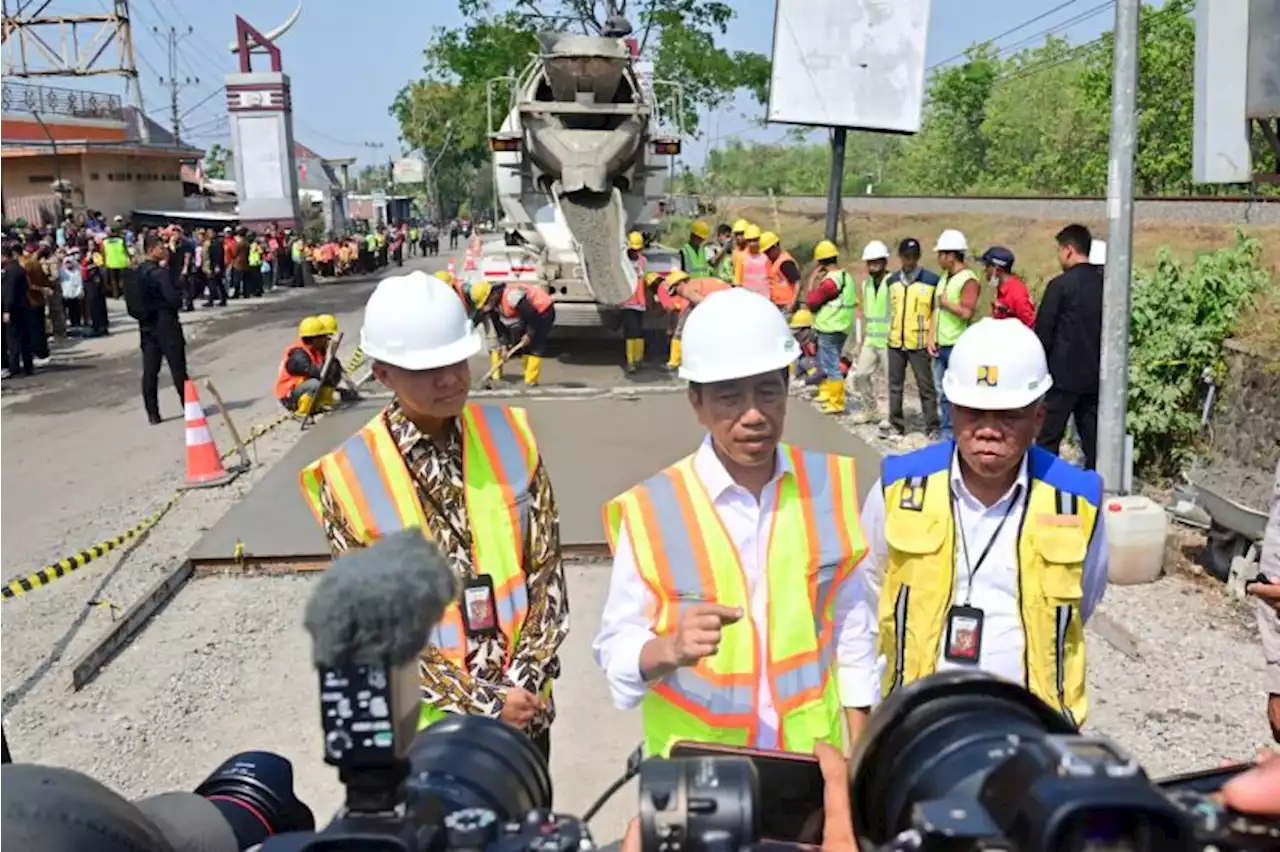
304, 528, 460, 668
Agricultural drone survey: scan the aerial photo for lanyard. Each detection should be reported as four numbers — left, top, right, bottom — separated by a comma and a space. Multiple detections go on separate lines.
951, 483, 1025, 606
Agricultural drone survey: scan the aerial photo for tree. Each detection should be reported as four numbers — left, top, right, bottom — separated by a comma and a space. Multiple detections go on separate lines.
202, 143, 228, 180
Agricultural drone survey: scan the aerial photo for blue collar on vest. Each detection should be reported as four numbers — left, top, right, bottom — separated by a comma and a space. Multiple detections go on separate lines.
882, 441, 1101, 504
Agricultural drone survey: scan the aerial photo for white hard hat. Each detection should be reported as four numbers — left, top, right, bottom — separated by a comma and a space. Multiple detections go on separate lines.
934, 229, 969, 253
861, 240, 890, 261
942, 318, 1053, 410
1089, 239, 1107, 266
361, 271, 482, 370
679, 288, 798, 384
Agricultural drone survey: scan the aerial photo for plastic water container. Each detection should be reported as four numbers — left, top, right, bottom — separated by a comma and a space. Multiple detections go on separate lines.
1104, 495, 1169, 585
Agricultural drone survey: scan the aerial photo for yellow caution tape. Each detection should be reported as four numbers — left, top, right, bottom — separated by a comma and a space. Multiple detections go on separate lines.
2, 406, 299, 603
345, 346, 365, 372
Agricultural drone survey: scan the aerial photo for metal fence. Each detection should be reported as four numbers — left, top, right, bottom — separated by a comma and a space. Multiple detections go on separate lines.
0, 82, 123, 121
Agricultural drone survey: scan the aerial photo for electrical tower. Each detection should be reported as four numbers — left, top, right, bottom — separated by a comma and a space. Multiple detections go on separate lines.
1, 0, 148, 126
154, 24, 197, 141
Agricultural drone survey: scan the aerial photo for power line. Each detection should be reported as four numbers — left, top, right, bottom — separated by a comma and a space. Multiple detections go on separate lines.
178, 86, 223, 121
929, 0, 1086, 71
993, 1, 1116, 60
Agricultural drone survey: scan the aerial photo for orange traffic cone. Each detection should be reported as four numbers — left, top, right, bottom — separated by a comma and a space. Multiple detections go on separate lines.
181, 379, 240, 489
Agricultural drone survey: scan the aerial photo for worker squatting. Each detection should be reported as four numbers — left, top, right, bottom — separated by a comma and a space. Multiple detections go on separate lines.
290, 265, 1136, 766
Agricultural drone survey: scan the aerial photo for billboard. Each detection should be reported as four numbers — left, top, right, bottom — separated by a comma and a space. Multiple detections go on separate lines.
767, 0, 931, 133
392, 157, 425, 184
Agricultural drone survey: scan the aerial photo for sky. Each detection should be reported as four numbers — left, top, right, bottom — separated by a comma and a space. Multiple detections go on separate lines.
11, 0, 1134, 169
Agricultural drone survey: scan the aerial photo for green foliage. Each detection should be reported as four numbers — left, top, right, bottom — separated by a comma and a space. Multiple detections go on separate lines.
1126, 234, 1269, 475
202, 143, 228, 180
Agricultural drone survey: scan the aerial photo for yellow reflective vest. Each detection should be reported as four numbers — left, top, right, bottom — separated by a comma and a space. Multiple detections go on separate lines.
604, 445, 866, 757
877, 442, 1101, 726
298, 403, 542, 729
887, 268, 939, 351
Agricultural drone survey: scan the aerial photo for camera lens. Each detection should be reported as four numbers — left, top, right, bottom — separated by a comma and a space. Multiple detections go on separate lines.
639, 756, 759, 852
849, 670, 1076, 845
193, 751, 316, 849
407, 714, 553, 820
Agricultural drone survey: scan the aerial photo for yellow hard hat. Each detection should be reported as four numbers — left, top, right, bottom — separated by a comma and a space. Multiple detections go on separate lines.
644, 271, 663, 287
742, 224, 762, 242
298, 316, 325, 338
317, 314, 339, 335
732, 218, 750, 234
434, 270, 455, 285
813, 239, 839, 262
690, 220, 711, 240
665, 269, 690, 289
789, 308, 814, 329
758, 231, 780, 253
628, 231, 645, 250
470, 279, 494, 306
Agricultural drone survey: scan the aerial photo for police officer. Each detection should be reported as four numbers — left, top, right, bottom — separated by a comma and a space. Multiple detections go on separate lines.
131, 234, 188, 424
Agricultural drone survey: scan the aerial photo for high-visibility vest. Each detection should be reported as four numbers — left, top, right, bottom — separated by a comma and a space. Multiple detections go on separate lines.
934, 268, 977, 347
888, 272, 936, 351
603, 446, 866, 757
732, 246, 746, 284
685, 277, 731, 305
813, 269, 855, 334
714, 246, 735, 283
862, 274, 891, 348
739, 253, 770, 298
291, 239, 304, 262
365, 234, 377, 251
878, 442, 1100, 726
410, 228, 419, 241
103, 236, 129, 270
622, 254, 647, 311
298, 404, 542, 730
680, 242, 711, 278
766, 250, 797, 307
501, 281, 554, 321
275, 338, 324, 401
248, 244, 263, 267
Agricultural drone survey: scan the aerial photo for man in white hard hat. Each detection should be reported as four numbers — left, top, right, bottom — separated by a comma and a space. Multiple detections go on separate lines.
298, 271, 568, 762
847, 240, 892, 424
593, 287, 869, 757
928, 229, 980, 442
843, 318, 1109, 742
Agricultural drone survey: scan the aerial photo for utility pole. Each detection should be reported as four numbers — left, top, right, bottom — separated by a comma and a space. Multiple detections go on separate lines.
824, 127, 847, 242
1097, 0, 1140, 494
155, 24, 198, 142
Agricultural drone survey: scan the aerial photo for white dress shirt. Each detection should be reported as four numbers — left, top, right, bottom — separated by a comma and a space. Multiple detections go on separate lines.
842, 451, 1109, 709
592, 436, 865, 750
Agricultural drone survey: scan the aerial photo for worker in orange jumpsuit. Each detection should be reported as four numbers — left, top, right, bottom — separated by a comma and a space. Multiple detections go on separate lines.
621, 231, 649, 376
276, 315, 342, 414
759, 231, 801, 310
494, 280, 557, 387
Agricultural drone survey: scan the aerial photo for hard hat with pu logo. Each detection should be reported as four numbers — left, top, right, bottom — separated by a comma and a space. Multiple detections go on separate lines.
942, 318, 1052, 410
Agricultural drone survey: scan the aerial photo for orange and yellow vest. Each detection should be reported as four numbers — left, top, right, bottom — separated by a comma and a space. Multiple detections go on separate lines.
274, 338, 324, 402
501, 281, 554, 322
622, 253, 647, 311
767, 250, 798, 307
738, 252, 770, 299
604, 445, 866, 757
298, 404, 543, 729
878, 442, 1101, 726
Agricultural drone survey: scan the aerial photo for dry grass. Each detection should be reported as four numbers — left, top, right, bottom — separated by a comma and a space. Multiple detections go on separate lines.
722, 205, 1280, 350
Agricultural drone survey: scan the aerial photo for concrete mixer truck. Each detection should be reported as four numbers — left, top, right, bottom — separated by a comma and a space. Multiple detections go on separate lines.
479, 28, 682, 332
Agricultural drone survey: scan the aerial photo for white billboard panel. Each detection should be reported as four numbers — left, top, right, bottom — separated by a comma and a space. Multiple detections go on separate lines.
392, 157, 425, 184
767, 0, 931, 132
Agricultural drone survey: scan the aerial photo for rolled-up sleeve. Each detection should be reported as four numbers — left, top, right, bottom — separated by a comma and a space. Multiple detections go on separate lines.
836, 479, 888, 709
592, 526, 659, 710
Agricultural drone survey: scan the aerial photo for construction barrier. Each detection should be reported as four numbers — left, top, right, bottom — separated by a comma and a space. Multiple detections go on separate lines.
1, 341, 370, 602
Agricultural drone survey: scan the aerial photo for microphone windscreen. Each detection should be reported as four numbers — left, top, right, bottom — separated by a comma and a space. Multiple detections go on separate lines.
304, 528, 459, 669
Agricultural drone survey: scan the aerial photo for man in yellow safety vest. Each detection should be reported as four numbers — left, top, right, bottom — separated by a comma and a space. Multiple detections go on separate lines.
847, 240, 892, 426
843, 318, 1108, 742
884, 238, 941, 439
803, 240, 856, 415
928, 229, 980, 441
594, 287, 869, 757
298, 270, 569, 762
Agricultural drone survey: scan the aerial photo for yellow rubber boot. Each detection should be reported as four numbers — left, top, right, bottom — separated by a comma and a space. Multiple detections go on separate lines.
821, 379, 846, 414
317, 387, 337, 410
624, 338, 639, 374
524, 354, 543, 386
816, 380, 832, 405
635, 338, 646, 364
489, 348, 503, 380
295, 392, 314, 416
666, 338, 682, 370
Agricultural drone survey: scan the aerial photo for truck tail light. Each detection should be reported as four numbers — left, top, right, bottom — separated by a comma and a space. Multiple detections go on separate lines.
652, 138, 681, 155
490, 135, 521, 153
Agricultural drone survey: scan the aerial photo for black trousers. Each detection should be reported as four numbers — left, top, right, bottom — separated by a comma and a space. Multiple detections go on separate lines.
64, 297, 83, 327
84, 278, 109, 334
4, 312, 34, 375
205, 267, 228, 305
26, 305, 48, 359
531, 728, 550, 765
887, 347, 939, 433
140, 319, 188, 420
526, 306, 555, 356
620, 308, 644, 341
1038, 387, 1099, 470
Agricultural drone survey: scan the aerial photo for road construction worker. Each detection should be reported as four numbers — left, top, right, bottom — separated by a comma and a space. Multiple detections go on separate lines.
593, 286, 868, 757
759, 231, 800, 309
929, 229, 979, 441
708, 223, 735, 282
804, 240, 857, 415
729, 218, 750, 282
848, 241, 892, 425
277, 315, 343, 414
102, 223, 130, 299
655, 270, 731, 372
469, 279, 514, 381
497, 281, 556, 387
299, 271, 568, 762
680, 221, 713, 278
844, 318, 1108, 740
884, 238, 941, 439
735, 224, 770, 299
621, 231, 649, 376
789, 308, 820, 386
979, 246, 1036, 329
